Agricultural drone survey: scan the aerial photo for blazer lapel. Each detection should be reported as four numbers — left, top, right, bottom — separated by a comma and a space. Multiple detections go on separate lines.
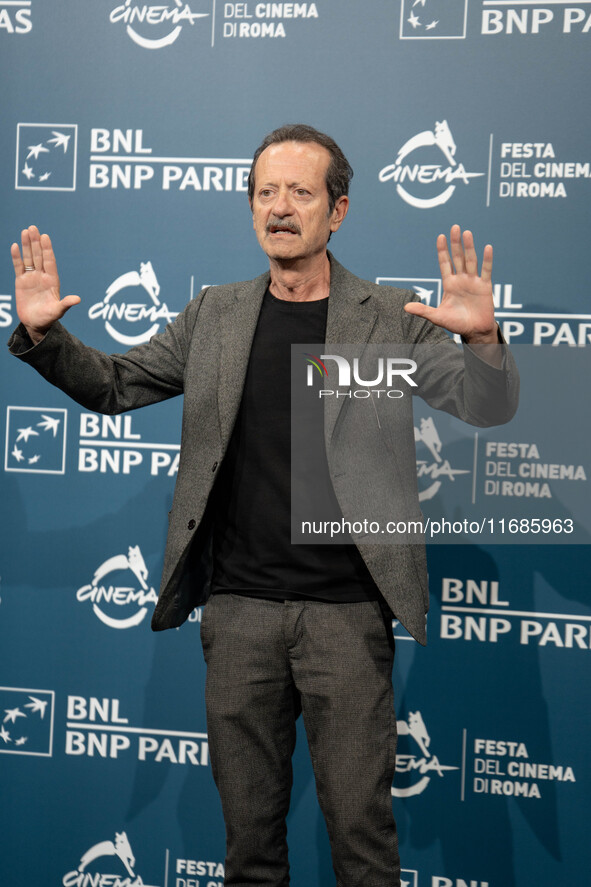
324, 254, 378, 445
218, 271, 269, 447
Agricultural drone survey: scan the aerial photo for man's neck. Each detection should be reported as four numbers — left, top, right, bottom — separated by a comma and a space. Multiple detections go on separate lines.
268, 252, 330, 302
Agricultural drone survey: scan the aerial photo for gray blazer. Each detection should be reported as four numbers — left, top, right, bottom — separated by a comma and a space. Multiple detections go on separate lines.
9, 254, 518, 644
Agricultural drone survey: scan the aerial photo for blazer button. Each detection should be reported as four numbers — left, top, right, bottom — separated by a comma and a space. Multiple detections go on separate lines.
211, 461, 218, 472
188, 519, 196, 530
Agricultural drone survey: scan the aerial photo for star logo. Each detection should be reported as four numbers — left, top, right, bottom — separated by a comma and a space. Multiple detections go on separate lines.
16, 426, 39, 442
15, 123, 78, 191
4, 707, 27, 724
0, 688, 55, 757
5, 406, 68, 474
38, 414, 60, 436
375, 276, 443, 310
400, 0, 468, 39
47, 130, 71, 151
25, 696, 48, 718
11, 445, 24, 463
26, 143, 49, 160
412, 285, 435, 305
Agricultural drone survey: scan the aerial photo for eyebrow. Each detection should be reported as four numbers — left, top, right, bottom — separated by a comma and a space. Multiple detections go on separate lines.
258, 180, 313, 190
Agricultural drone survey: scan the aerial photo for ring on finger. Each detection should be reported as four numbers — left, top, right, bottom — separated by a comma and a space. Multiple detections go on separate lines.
24, 266, 35, 272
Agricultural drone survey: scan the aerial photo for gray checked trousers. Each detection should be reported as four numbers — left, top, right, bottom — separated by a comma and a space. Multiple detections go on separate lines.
200, 594, 400, 887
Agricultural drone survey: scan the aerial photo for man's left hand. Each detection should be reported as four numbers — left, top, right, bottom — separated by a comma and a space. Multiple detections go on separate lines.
404, 224, 499, 345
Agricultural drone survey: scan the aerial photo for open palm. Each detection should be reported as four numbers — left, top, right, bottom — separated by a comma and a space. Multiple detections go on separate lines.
405, 224, 498, 344
11, 225, 80, 342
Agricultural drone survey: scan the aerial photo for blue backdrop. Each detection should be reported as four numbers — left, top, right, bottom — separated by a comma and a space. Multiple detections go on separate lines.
2, 2, 590, 886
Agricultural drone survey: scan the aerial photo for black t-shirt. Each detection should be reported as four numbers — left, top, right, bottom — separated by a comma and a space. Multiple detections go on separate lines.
210, 288, 379, 603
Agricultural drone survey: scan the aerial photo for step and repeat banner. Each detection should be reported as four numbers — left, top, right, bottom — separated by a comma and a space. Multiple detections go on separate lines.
1, 2, 590, 886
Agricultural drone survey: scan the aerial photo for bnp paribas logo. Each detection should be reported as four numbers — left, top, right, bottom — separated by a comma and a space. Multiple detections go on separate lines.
0, 687, 55, 757
399, 0, 468, 39
4, 406, 68, 474
15, 123, 78, 191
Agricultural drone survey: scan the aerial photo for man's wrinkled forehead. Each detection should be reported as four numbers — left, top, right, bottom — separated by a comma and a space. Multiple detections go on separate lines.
252, 141, 332, 192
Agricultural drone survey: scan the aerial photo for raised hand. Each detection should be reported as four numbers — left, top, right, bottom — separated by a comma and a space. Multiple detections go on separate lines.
404, 224, 499, 344
11, 225, 80, 344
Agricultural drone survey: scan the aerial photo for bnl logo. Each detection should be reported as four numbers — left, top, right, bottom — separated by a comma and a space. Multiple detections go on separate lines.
400, 0, 468, 39
5, 406, 67, 474
376, 277, 443, 307
0, 687, 55, 756
15, 123, 78, 190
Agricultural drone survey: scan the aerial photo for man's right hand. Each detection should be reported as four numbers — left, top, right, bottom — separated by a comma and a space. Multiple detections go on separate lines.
11, 225, 80, 344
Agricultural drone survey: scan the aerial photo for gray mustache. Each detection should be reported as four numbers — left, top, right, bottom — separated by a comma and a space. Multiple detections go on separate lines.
267, 219, 301, 234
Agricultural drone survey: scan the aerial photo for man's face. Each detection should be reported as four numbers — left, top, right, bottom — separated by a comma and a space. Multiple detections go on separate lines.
250, 141, 348, 263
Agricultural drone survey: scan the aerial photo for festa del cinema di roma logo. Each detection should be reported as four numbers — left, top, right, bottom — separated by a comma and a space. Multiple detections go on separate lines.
62, 831, 225, 887
303, 356, 469, 501
414, 416, 470, 501
109, 0, 209, 49
393, 711, 458, 798
379, 120, 484, 209
76, 546, 158, 629
88, 261, 178, 346
63, 830, 159, 887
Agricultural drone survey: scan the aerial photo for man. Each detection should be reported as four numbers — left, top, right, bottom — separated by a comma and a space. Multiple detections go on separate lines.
9, 124, 518, 887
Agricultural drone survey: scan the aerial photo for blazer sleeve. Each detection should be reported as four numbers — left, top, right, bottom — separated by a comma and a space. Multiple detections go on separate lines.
400, 292, 520, 428
7, 288, 209, 415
